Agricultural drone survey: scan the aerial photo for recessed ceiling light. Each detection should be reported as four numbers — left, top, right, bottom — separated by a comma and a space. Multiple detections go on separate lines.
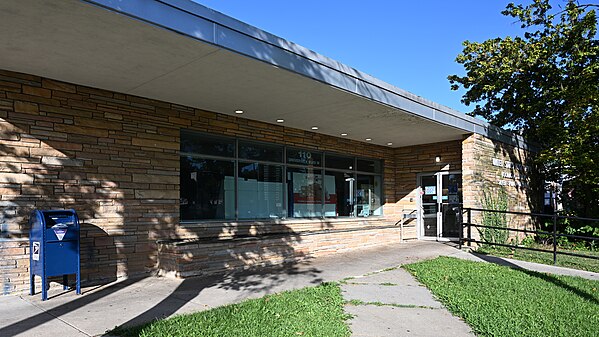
311, 126, 319, 130
234, 110, 244, 114
340, 133, 348, 136
365, 138, 372, 141
276, 119, 285, 123
387, 142, 393, 146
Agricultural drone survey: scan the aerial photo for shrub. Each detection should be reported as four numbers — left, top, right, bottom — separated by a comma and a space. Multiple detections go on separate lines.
479, 186, 509, 245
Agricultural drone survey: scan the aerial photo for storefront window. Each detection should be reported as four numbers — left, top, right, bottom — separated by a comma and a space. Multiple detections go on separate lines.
180, 157, 235, 220
287, 167, 323, 218
357, 159, 382, 174
238, 162, 284, 219
239, 141, 283, 162
326, 155, 354, 171
180, 130, 383, 221
324, 171, 354, 217
180, 131, 235, 157
356, 175, 383, 217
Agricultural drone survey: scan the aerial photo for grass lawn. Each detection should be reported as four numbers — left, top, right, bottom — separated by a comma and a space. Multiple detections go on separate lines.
476, 245, 599, 273
404, 257, 599, 337
110, 282, 351, 337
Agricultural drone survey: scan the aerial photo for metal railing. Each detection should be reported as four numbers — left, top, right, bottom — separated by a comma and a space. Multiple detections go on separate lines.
459, 207, 599, 264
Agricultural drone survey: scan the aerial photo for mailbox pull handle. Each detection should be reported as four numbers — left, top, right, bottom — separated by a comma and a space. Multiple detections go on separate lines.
51, 223, 72, 229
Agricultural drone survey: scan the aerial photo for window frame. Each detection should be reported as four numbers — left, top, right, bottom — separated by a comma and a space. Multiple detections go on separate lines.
180, 130, 384, 222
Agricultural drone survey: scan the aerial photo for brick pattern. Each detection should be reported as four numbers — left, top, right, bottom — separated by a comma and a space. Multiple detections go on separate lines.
0, 239, 28, 294
175, 217, 396, 240
462, 133, 537, 242
0, 69, 536, 294
1, 71, 183, 293
0, 69, 401, 294
158, 225, 402, 278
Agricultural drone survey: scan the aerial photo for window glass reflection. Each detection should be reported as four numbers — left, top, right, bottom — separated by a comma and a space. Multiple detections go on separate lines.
287, 167, 323, 217
325, 155, 354, 170
356, 175, 382, 217
239, 142, 283, 162
180, 157, 235, 220
357, 159, 382, 173
238, 162, 284, 219
181, 131, 235, 157
324, 171, 354, 217
179, 130, 384, 220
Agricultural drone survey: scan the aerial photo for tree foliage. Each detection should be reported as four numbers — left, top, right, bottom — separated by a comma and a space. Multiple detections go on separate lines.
448, 0, 599, 216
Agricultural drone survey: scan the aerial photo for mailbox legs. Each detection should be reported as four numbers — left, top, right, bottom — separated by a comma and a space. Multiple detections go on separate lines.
41, 274, 48, 301
29, 241, 34, 296
76, 272, 81, 295
29, 273, 34, 296
30, 273, 80, 300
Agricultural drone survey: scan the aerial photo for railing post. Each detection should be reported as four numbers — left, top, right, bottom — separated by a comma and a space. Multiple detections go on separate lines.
553, 213, 558, 265
459, 207, 463, 250
467, 208, 472, 247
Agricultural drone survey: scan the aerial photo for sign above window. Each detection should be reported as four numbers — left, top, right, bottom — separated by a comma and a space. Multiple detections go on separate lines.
287, 148, 322, 166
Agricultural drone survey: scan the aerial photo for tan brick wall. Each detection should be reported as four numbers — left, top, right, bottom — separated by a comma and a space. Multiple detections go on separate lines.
462, 133, 538, 243
158, 225, 402, 278
0, 69, 401, 294
0, 69, 536, 293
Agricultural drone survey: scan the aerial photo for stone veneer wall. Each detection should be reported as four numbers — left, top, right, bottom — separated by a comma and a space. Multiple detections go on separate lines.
158, 225, 401, 278
0, 69, 403, 294
462, 133, 538, 242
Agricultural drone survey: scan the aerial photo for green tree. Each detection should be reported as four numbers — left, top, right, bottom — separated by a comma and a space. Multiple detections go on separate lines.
449, 0, 599, 217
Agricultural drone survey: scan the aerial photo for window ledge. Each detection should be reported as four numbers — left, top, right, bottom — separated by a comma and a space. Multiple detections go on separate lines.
180, 216, 389, 228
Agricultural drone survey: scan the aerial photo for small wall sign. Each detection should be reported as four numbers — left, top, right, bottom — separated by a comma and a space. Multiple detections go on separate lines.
53, 228, 67, 241
32, 241, 40, 261
491, 157, 529, 188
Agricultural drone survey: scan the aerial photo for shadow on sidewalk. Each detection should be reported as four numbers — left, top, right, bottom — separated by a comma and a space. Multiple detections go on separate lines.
0, 261, 324, 337
1, 277, 146, 337
119, 262, 324, 330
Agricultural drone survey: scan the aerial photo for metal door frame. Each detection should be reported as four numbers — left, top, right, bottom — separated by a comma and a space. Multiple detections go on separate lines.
417, 171, 461, 241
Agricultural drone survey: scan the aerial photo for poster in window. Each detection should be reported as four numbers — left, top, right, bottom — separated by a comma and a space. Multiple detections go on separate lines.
425, 186, 436, 195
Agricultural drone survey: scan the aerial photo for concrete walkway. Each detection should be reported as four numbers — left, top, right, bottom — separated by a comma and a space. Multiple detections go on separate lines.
0, 241, 597, 337
342, 267, 474, 336
342, 268, 474, 337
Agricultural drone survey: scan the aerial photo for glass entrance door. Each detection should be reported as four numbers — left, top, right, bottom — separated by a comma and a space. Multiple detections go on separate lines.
440, 173, 462, 238
420, 175, 439, 237
419, 172, 462, 240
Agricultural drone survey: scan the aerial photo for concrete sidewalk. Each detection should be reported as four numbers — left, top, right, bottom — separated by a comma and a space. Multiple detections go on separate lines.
0, 241, 597, 337
341, 266, 474, 337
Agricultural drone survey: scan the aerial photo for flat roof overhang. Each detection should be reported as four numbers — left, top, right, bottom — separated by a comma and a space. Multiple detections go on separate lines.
0, 0, 526, 148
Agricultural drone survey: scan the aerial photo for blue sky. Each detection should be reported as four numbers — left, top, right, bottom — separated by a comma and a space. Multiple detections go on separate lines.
194, 1, 528, 113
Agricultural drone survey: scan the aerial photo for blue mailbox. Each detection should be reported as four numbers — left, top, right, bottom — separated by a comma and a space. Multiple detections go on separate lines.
29, 209, 81, 301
